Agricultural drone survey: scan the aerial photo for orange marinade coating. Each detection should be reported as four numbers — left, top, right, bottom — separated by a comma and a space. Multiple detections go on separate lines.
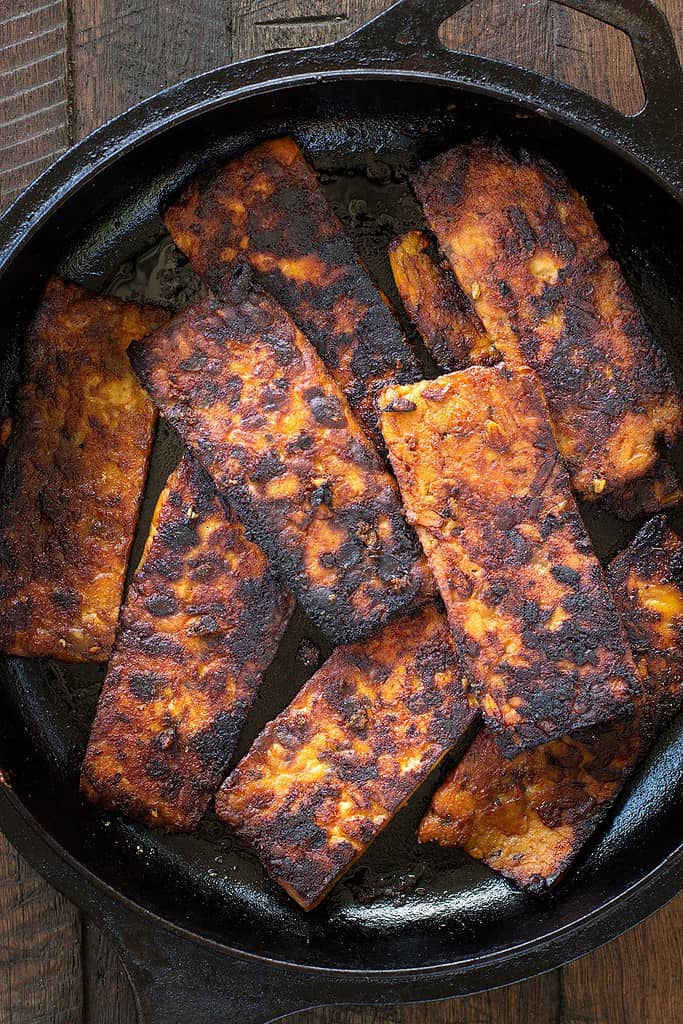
419, 516, 683, 891
380, 364, 639, 756
412, 143, 683, 503
81, 453, 293, 830
164, 136, 420, 447
215, 603, 477, 910
389, 228, 682, 520
0, 276, 167, 661
129, 271, 432, 645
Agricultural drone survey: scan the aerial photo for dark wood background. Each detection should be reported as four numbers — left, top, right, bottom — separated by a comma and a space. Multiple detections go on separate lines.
1, 1, 681, 1021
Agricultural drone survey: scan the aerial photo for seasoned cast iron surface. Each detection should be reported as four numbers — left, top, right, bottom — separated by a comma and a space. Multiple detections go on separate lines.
0, 82, 681, 971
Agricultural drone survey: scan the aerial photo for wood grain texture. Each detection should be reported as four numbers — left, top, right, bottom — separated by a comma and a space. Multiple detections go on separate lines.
0, 834, 83, 1024
440, 0, 645, 113
70, 0, 233, 138
0, 1, 682, 1022
0, 6, 78, 1022
560, 898, 683, 1024
231, 0, 350, 57
82, 919, 137, 1024
0, 0, 70, 208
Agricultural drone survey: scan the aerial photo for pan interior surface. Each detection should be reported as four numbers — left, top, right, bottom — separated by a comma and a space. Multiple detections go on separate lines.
0, 78, 682, 973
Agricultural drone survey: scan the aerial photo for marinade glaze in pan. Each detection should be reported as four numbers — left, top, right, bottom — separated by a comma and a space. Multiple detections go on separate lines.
1, 86, 682, 971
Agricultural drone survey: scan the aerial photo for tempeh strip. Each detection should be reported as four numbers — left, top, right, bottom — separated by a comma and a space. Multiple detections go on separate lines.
215, 603, 477, 910
164, 136, 420, 446
380, 365, 639, 755
412, 143, 683, 505
419, 516, 683, 891
129, 271, 432, 645
0, 276, 167, 662
389, 228, 682, 518
81, 453, 293, 831
388, 230, 497, 371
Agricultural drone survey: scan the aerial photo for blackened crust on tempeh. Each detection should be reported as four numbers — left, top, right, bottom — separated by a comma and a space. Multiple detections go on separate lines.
418, 517, 683, 891
164, 136, 420, 446
388, 229, 498, 372
412, 142, 683, 509
129, 270, 433, 644
0, 276, 167, 662
215, 603, 477, 910
81, 453, 293, 830
380, 364, 639, 755
606, 515, 683, 727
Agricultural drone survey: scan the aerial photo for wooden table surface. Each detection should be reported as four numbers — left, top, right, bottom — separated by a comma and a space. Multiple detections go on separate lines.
1, 1, 682, 1021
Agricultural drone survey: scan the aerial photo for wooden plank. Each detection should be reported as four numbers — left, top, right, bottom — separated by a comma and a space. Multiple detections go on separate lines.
0, 0, 69, 208
231, 0, 349, 58
440, 0, 554, 80
299, 1011, 401, 1024
560, 895, 683, 1024
440, 0, 648, 113
82, 919, 137, 1024
281, 968, 558, 1024
551, 3, 645, 114
0, 8, 78, 1024
231, 1, 390, 59
69, 0, 233, 138
0, 832, 83, 1024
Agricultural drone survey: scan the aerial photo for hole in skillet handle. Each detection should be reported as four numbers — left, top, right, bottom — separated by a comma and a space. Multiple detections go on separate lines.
334, 0, 683, 191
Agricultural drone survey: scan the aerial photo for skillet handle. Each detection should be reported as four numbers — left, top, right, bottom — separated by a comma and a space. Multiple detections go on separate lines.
342, 0, 683, 104
547, 0, 682, 135
338, 0, 683, 179
103, 915, 322, 1024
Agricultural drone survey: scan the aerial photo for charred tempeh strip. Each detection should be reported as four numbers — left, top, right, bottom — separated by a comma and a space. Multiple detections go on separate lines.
390, 228, 683, 520
129, 273, 432, 645
380, 365, 639, 755
0, 277, 167, 662
164, 136, 420, 446
412, 143, 683, 507
419, 517, 683, 891
388, 230, 498, 371
81, 453, 293, 831
215, 603, 477, 910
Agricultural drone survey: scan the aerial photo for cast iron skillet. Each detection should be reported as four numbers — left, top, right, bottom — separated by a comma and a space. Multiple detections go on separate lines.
0, 1, 682, 1021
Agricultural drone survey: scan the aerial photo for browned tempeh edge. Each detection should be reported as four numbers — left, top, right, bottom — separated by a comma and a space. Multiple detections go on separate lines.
81, 452, 293, 831
215, 602, 478, 910
128, 268, 433, 646
0, 276, 168, 662
388, 229, 499, 372
418, 515, 683, 892
379, 364, 640, 756
163, 135, 422, 449
410, 142, 683, 514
